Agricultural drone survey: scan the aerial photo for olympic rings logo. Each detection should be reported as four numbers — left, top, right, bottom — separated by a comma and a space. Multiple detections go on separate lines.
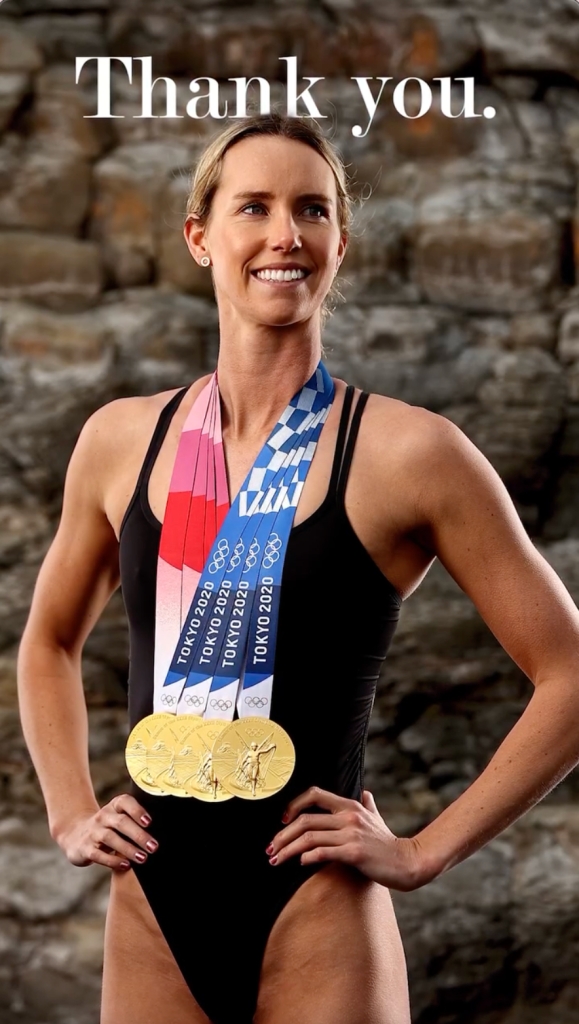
161, 693, 176, 705
208, 538, 229, 574
209, 698, 232, 711
263, 533, 282, 569
226, 539, 245, 572
243, 538, 260, 572
184, 693, 204, 708
244, 696, 269, 709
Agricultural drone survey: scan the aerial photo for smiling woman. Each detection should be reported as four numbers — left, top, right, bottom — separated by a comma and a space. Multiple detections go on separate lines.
17, 111, 579, 1024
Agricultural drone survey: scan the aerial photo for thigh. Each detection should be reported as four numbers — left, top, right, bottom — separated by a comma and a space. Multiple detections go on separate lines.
254, 863, 411, 1024
101, 868, 212, 1024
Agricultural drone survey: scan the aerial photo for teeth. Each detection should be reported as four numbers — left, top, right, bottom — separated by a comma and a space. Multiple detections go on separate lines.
255, 268, 307, 281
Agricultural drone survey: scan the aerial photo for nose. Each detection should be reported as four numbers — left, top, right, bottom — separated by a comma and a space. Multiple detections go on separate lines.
268, 207, 302, 252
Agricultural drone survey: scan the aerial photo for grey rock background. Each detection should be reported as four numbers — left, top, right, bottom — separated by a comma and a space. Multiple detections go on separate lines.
1, 0, 579, 1021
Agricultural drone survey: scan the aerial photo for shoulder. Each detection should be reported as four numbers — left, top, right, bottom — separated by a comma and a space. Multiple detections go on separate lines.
358, 390, 461, 463
360, 391, 514, 529
69, 377, 211, 499
78, 376, 211, 457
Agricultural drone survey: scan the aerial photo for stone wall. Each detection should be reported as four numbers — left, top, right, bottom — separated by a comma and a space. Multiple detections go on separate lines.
1, 1, 579, 1021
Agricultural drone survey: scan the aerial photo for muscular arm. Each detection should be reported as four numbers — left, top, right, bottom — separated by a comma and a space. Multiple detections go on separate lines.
18, 403, 123, 840
408, 411, 579, 880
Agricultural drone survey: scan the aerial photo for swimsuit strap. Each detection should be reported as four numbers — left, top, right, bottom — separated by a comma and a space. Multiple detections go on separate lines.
139, 385, 190, 497
119, 385, 189, 539
326, 384, 355, 501
335, 390, 370, 506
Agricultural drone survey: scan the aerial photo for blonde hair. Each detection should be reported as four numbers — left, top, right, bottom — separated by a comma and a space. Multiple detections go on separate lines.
185, 111, 354, 323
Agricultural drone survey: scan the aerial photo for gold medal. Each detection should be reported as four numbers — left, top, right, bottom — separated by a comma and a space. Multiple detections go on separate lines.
149, 715, 204, 797
125, 713, 176, 796
173, 718, 234, 802
211, 717, 295, 800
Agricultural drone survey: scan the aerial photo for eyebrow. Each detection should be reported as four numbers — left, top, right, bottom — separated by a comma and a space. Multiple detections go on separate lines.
231, 190, 334, 206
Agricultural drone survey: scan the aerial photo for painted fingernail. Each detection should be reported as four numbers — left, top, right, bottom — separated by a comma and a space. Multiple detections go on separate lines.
281, 812, 289, 823
120, 860, 130, 869
140, 814, 152, 826
146, 840, 158, 852
134, 851, 147, 863
265, 843, 274, 855
269, 855, 278, 865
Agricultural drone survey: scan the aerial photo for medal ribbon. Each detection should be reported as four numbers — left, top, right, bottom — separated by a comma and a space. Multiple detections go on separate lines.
154, 363, 334, 721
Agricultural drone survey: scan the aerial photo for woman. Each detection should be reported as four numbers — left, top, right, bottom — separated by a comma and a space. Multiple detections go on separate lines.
17, 112, 579, 1024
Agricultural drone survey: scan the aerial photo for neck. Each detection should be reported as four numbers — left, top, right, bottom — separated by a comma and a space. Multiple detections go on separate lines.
215, 316, 322, 440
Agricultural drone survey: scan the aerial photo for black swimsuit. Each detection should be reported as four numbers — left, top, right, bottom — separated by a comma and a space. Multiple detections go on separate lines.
118, 383, 402, 1024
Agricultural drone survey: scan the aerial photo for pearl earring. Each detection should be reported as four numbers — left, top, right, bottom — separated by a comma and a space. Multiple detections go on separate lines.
200, 255, 211, 267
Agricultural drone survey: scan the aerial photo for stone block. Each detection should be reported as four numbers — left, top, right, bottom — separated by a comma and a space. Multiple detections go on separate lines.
89, 141, 193, 287
476, 13, 579, 81
18, 13, 106, 63
0, 19, 43, 73
95, 288, 216, 387
545, 87, 579, 172
0, 232, 103, 311
0, 840, 105, 921
188, 12, 286, 81
0, 302, 110, 364
107, 8, 201, 78
413, 211, 562, 314
0, 141, 91, 235
443, 349, 566, 485
24, 62, 114, 160
0, 71, 29, 133
338, 10, 479, 78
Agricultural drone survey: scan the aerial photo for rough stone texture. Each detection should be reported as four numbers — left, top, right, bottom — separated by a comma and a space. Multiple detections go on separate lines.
89, 141, 194, 286
1, 0, 579, 1021
0, 232, 104, 310
0, 138, 91, 235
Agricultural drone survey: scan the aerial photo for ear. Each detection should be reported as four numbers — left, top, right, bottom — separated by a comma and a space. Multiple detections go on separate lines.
183, 215, 209, 265
336, 232, 348, 272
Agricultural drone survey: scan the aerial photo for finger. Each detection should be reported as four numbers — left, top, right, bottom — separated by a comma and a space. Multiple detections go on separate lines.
300, 843, 361, 867
269, 813, 341, 854
87, 845, 132, 871
362, 790, 379, 815
96, 828, 149, 865
270, 829, 345, 866
102, 810, 158, 853
110, 793, 153, 827
282, 786, 354, 823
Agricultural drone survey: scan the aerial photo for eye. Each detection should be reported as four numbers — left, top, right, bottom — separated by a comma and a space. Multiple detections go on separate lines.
304, 204, 329, 218
240, 202, 329, 218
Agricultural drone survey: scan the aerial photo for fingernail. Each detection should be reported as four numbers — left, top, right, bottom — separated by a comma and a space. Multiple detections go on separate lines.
281, 812, 289, 823
134, 851, 147, 863
146, 840, 158, 852
269, 855, 278, 865
120, 860, 130, 869
141, 814, 152, 826
265, 843, 274, 855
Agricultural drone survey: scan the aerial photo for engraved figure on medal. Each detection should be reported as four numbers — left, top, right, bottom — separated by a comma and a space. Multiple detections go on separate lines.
126, 717, 175, 795
235, 738, 276, 797
181, 720, 234, 801
212, 717, 295, 799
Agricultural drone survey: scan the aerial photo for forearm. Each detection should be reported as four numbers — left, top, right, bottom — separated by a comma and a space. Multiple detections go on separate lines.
413, 674, 579, 881
17, 635, 99, 840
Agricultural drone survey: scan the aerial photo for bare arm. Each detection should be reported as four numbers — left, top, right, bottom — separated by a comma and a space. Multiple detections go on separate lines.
409, 412, 579, 880
17, 401, 157, 870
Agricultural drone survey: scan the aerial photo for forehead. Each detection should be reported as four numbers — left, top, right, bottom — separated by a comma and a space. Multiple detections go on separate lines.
216, 135, 337, 199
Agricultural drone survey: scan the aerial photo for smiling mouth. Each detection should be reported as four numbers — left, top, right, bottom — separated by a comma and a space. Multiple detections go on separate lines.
249, 268, 311, 284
